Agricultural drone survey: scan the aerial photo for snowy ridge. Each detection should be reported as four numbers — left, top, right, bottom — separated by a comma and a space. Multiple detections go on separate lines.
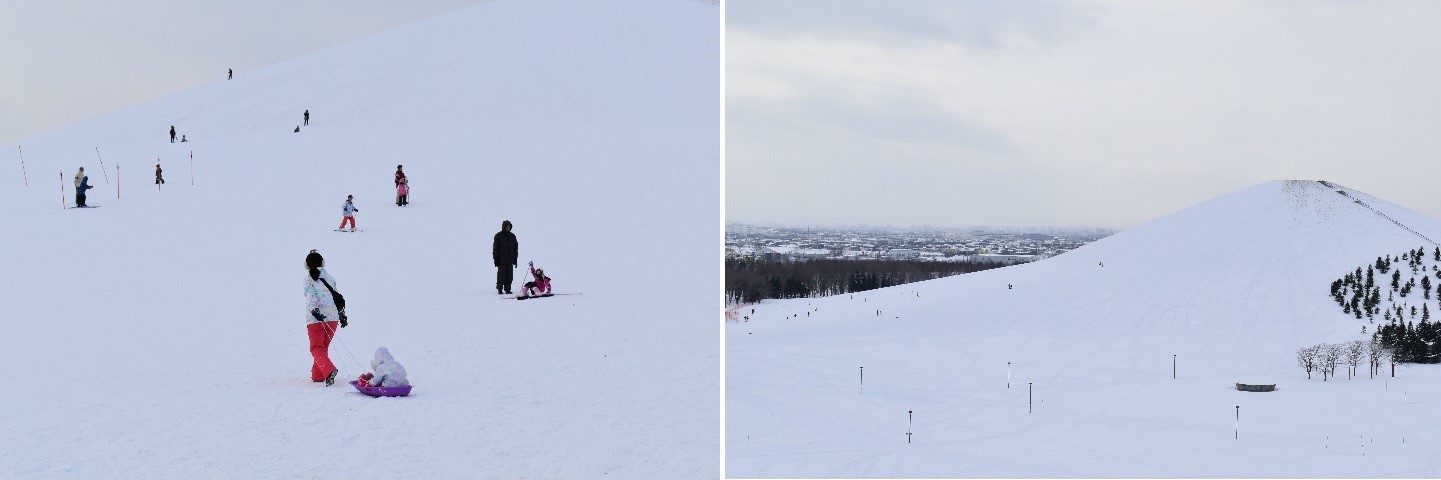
728, 180, 1441, 478
2, 1, 718, 478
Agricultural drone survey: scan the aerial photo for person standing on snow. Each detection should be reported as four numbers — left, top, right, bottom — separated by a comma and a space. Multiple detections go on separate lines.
303, 110, 310, 126
394, 165, 408, 207
304, 250, 346, 385
74, 167, 93, 207
339, 195, 360, 231
155, 163, 165, 185
228, 68, 233, 80
492, 220, 518, 294
170, 125, 176, 143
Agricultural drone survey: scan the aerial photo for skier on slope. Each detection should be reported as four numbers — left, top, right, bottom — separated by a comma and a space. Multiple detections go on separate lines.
303, 109, 310, 126
170, 126, 176, 143
356, 347, 409, 388
304, 250, 346, 386
493, 220, 518, 294
520, 261, 552, 297
74, 168, 94, 207
339, 195, 360, 231
155, 163, 165, 185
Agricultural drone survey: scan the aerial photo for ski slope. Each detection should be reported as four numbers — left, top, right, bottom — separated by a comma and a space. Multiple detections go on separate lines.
727, 180, 1441, 478
1, 0, 718, 477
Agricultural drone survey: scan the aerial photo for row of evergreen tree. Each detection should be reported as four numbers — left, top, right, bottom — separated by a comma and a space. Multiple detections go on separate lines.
1330, 246, 1441, 363
724, 257, 1013, 305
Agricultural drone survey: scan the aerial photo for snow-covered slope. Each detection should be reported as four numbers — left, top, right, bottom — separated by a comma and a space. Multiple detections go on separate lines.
728, 180, 1441, 478
2, 1, 718, 477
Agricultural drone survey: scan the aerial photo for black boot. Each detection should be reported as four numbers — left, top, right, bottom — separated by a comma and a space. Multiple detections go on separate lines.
325, 369, 339, 386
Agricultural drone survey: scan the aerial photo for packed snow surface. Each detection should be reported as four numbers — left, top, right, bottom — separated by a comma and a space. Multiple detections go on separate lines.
728, 180, 1441, 478
2, 0, 717, 477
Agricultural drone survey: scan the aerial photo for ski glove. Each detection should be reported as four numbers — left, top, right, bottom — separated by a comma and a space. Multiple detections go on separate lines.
339, 311, 349, 328
311, 308, 326, 322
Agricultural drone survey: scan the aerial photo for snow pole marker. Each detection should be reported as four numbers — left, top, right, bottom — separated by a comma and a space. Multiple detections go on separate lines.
859, 366, 863, 393
1007, 362, 1011, 389
1235, 406, 1239, 440
1173, 355, 1177, 379
907, 410, 912, 444
94, 148, 109, 183
190, 151, 194, 186
117, 161, 120, 199
58, 170, 63, 209
1029, 383, 1033, 413
18, 146, 28, 186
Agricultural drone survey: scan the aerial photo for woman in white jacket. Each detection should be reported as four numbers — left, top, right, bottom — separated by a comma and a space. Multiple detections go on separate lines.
305, 250, 346, 385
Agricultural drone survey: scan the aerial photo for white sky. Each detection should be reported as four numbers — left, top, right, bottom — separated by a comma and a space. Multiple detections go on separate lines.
727, 1, 1441, 229
0, 1, 487, 147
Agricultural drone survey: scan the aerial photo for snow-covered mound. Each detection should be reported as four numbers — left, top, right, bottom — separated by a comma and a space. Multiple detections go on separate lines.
728, 180, 1441, 478
2, 0, 717, 477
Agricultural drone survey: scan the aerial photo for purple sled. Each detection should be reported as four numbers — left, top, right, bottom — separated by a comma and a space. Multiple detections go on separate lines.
349, 380, 413, 397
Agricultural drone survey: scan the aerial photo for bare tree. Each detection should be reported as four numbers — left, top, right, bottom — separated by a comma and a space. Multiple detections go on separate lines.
1345, 340, 1364, 379
1320, 343, 1342, 381
1297, 345, 1319, 379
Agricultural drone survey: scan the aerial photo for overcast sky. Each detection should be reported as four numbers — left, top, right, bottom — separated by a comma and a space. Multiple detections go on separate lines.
727, 1, 1441, 229
0, 1, 487, 147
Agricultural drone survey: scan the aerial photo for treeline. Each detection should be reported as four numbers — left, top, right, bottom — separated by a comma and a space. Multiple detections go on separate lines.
725, 258, 1018, 305
1331, 246, 1441, 363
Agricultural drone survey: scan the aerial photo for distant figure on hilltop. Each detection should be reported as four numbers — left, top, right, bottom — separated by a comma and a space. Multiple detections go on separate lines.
394, 165, 408, 207
170, 126, 176, 143
294, 126, 300, 133
493, 220, 518, 294
74, 167, 93, 207
304, 110, 310, 126
180, 135, 187, 143
155, 163, 165, 186
228, 68, 233, 80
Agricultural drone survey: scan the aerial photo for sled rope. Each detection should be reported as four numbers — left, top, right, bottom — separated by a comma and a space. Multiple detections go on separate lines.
319, 320, 367, 371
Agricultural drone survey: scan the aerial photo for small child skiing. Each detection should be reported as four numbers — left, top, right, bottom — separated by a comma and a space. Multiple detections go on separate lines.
396, 177, 409, 207
521, 261, 552, 297
339, 195, 359, 231
356, 347, 409, 388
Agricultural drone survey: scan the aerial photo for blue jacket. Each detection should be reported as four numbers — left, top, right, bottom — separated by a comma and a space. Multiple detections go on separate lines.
78, 176, 93, 193
342, 200, 358, 216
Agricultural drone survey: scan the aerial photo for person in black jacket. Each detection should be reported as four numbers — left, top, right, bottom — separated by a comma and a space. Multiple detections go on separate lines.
492, 220, 518, 294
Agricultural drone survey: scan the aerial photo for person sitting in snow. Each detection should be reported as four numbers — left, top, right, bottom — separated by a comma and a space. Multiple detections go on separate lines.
521, 261, 551, 297
357, 347, 409, 388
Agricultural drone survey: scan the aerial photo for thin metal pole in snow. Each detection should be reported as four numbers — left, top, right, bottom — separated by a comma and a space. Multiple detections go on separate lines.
19, 146, 28, 186
190, 151, 194, 186
1029, 383, 1033, 413
1235, 406, 1239, 440
94, 148, 109, 183
907, 410, 912, 444
117, 162, 120, 199
859, 366, 863, 392
1173, 355, 1177, 379
1007, 362, 1011, 389
58, 170, 63, 209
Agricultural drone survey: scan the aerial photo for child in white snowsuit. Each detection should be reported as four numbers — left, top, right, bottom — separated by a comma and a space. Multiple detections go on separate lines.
358, 347, 409, 387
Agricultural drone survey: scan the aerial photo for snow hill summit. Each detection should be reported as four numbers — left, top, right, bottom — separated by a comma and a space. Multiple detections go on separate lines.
728, 180, 1441, 478
3, 0, 717, 478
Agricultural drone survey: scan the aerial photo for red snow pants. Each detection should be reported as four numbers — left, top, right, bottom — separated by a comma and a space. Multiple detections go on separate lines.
307, 321, 339, 381
339, 216, 356, 230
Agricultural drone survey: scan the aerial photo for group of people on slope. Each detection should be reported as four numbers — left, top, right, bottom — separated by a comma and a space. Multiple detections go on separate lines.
333, 165, 410, 231
303, 219, 550, 386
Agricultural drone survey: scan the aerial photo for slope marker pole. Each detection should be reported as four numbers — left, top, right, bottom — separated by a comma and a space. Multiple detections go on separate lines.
58, 170, 64, 209
19, 146, 28, 186
190, 151, 194, 186
1029, 383, 1033, 413
94, 148, 109, 183
1007, 362, 1011, 389
1235, 406, 1239, 440
907, 410, 913, 444
1173, 355, 1177, 379
859, 366, 863, 393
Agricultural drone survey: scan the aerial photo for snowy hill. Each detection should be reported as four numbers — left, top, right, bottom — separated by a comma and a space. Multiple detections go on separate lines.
728, 180, 1441, 478
2, 1, 717, 477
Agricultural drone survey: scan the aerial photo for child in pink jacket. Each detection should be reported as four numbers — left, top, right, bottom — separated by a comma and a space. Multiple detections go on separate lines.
522, 261, 551, 296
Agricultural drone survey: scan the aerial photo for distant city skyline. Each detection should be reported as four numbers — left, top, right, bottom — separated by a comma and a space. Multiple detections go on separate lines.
728, 1, 1441, 229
